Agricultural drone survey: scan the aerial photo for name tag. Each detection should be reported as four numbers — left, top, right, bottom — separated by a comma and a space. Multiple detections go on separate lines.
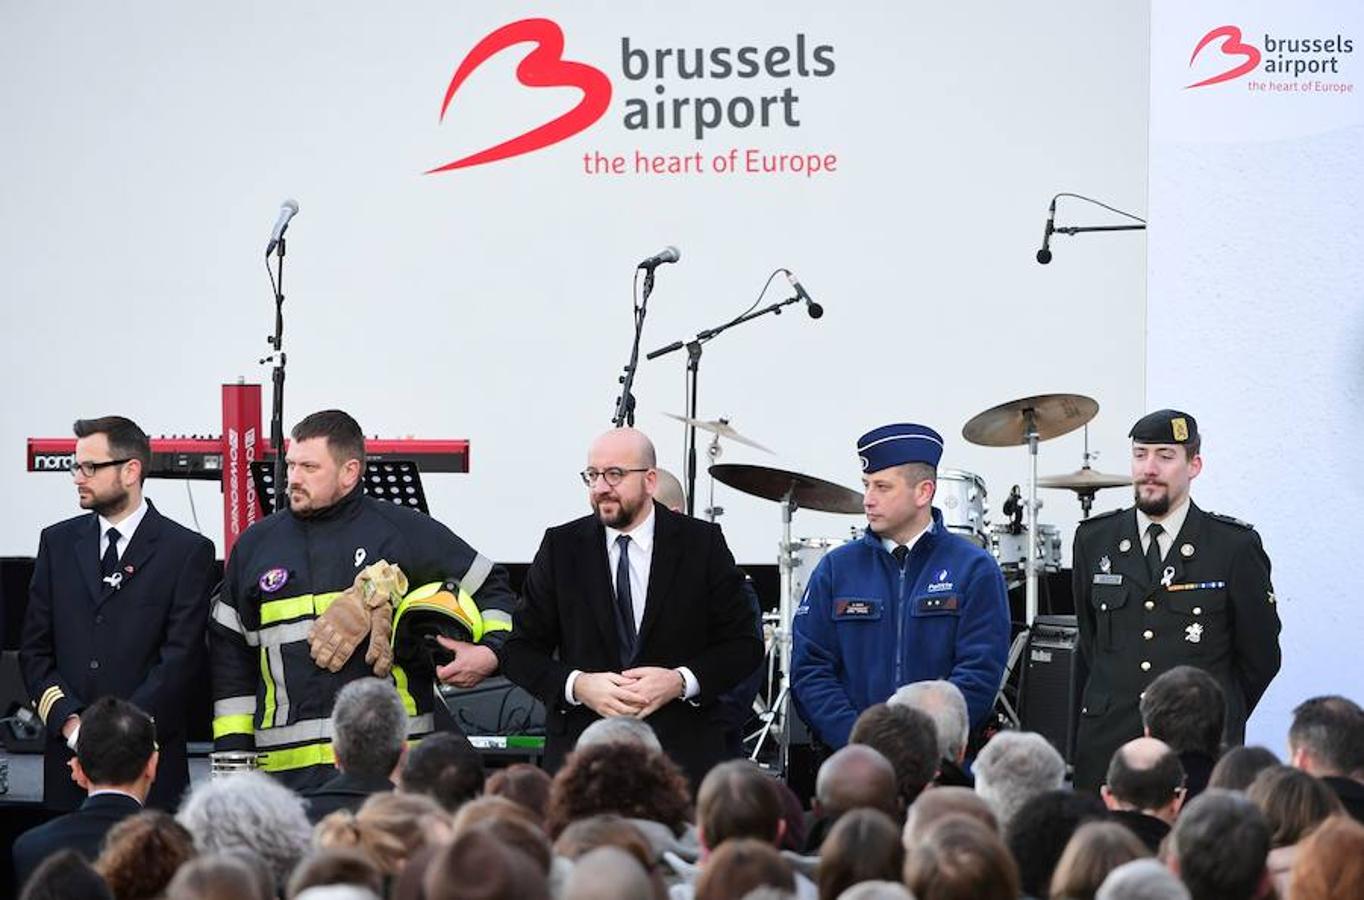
834, 598, 883, 620
1093, 574, 1124, 585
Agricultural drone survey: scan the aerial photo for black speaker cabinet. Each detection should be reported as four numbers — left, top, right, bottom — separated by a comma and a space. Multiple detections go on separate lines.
1018, 615, 1080, 764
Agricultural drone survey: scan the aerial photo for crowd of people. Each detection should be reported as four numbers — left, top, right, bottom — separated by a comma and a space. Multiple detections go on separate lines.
11, 674, 1364, 900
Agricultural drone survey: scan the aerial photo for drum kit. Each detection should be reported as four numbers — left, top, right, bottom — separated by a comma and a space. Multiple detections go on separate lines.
678, 392, 1134, 771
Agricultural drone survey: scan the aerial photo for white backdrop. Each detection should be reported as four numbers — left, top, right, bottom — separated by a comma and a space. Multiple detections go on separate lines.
0, 2, 1149, 566
1148, 0, 1364, 744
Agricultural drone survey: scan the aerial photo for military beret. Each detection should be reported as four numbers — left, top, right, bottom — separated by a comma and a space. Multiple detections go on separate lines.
1129, 409, 1198, 445
857, 423, 944, 473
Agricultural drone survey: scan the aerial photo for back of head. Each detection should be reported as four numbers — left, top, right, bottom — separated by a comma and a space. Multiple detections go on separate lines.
1207, 745, 1281, 792
485, 763, 553, 822
653, 468, 686, 512
972, 730, 1066, 829
697, 759, 783, 850
576, 715, 664, 753
317, 791, 452, 875
76, 695, 157, 787
95, 809, 196, 900
546, 741, 691, 838
694, 838, 795, 900
818, 808, 904, 900
287, 848, 384, 900
468, 818, 553, 874
19, 850, 113, 900
400, 731, 486, 812
423, 827, 550, 900
1288, 694, 1364, 777
1245, 765, 1343, 847
166, 853, 271, 900
1138, 667, 1225, 757
1287, 814, 1364, 900
451, 794, 543, 838
1169, 789, 1270, 900
903, 786, 998, 849
815, 743, 899, 819
902, 813, 1020, 900
562, 846, 655, 900
1096, 858, 1191, 900
553, 813, 656, 868
176, 770, 312, 889
849, 703, 940, 810
331, 678, 408, 779
888, 680, 971, 763
1004, 789, 1107, 898
1048, 821, 1150, 900
1105, 738, 1186, 813
837, 882, 915, 900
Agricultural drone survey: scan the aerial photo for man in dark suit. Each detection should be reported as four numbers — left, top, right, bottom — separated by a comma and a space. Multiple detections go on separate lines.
1072, 410, 1281, 791
304, 678, 404, 823
12, 696, 158, 888
501, 428, 763, 785
20, 416, 215, 811
1288, 695, 1364, 823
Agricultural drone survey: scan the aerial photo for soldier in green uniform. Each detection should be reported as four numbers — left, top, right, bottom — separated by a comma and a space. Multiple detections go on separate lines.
1071, 410, 1282, 792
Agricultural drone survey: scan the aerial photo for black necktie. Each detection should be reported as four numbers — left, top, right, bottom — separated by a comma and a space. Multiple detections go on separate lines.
614, 535, 638, 655
1146, 523, 1164, 582
102, 526, 122, 580
893, 545, 909, 565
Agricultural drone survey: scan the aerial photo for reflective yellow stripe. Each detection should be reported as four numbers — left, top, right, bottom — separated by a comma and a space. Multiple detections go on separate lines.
259, 648, 276, 728
259, 742, 335, 772
212, 714, 255, 739
391, 664, 417, 716
482, 609, 512, 633
259, 591, 343, 625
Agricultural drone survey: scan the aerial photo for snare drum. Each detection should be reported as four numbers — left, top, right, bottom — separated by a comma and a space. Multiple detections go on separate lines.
936, 469, 989, 548
991, 524, 1063, 573
789, 536, 849, 603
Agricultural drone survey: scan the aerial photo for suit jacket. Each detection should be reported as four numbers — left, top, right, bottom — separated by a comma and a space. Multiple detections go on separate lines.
501, 503, 763, 784
20, 501, 215, 811
12, 792, 142, 889
303, 771, 395, 824
1071, 501, 1280, 791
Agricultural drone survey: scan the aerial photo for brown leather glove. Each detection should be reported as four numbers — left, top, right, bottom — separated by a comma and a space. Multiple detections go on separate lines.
307, 561, 408, 674
362, 562, 408, 677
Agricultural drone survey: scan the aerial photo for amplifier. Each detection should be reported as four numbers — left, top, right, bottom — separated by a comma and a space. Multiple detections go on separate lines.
1019, 615, 1080, 764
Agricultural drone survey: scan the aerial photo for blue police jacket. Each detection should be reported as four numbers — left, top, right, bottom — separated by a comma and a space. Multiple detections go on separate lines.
790, 509, 1011, 748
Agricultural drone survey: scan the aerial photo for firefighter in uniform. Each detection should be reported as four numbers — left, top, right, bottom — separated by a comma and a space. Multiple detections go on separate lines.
210, 410, 515, 790
1072, 410, 1281, 792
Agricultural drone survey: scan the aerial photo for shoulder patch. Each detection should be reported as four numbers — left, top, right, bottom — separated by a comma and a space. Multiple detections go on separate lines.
1207, 511, 1255, 530
1078, 507, 1125, 526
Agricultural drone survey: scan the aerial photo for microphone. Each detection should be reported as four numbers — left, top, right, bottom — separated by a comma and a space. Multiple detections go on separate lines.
785, 270, 824, 319
638, 246, 680, 270
265, 199, 300, 257
1036, 198, 1055, 265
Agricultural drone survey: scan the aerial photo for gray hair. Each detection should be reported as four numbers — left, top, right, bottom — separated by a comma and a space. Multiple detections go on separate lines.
576, 715, 663, 753
1167, 789, 1270, 900
332, 678, 408, 778
836, 881, 915, 900
973, 731, 1066, 830
889, 680, 970, 761
1096, 858, 1191, 900
176, 771, 312, 889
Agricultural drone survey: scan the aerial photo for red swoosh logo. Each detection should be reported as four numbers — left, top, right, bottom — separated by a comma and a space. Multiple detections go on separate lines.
1186, 25, 1262, 89
427, 18, 612, 173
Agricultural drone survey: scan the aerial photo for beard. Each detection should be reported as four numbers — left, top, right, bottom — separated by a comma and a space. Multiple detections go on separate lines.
1134, 484, 1171, 517
81, 484, 131, 518
593, 492, 645, 528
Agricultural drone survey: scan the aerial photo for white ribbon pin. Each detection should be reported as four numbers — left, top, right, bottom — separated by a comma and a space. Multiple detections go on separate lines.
102, 572, 123, 590
1161, 566, 1175, 588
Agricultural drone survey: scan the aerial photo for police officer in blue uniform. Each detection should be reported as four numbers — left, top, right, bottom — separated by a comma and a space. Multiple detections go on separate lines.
791, 423, 1012, 749
1072, 410, 1282, 792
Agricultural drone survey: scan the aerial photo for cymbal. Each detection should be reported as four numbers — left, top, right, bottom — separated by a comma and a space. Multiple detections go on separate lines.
664, 413, 773, 453
1038, 467, 1132, 491
709, 463, 864, 515
962, 393, 1099, 447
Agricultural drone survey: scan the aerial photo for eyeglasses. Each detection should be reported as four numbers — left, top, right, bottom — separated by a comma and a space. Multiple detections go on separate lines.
580, 467, 650, 487
68, 459, 131, 478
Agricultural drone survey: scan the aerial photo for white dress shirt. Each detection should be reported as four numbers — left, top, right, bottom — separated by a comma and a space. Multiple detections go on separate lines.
99, 498, 149, 561
1136, 496, 1191, 564
881, 515, 935, 559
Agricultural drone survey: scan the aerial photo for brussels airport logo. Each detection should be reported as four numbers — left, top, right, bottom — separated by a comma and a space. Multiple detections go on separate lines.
1186, 24, 1355, 93
427, 17, 839, 178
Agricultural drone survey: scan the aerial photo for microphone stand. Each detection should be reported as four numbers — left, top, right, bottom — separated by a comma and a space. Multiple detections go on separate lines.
262, 238, 288, 514
612, 268, 656, 428
647, 289, 803, 517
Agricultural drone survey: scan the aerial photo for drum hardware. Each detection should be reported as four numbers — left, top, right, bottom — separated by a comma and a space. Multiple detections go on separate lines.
1037, 427, 1132, 518
936, 469, 991, 550
663, 414, 774, 522
209, 751, 260, 778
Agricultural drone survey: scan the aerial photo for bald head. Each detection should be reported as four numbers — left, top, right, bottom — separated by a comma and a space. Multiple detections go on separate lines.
586, 429, 658, 530
654, 468, 686, 512
588, 428, 657, 468
1103, 736, 1186, 822
903, 787, 998, 849
816, 744, 899, 819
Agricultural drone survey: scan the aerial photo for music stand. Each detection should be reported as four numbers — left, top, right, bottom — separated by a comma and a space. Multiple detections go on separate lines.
251, 460, 430, 515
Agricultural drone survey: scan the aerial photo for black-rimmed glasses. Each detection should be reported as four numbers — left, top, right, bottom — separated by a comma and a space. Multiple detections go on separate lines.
580, 467, 650, 487
68, 459, 131, 478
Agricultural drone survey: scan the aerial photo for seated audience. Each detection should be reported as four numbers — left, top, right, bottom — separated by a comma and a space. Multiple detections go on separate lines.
805, 744, 899, 853
973, 730, 1066, 832
1005, 789, 1107, 898
694, 839, 795, 900
423, 827, 550, 900
1165, 789, 1270, 900
451, 794, 544, 835
1101, 737, 1186, 852
889, 679, 974, 787
576, 714, 665, 752
305, 679, 406, 823
1095, 859, 1190, 900
1244, 765, 1343, 897
816, 809, 903, 900
315, 791, 452, 876
1207, 745, 1280, 792
1287, 694, 1364, 822
468, 818, 553, 876
1138, 667, 1224, 801
562, 846, 658, 900
485, 763, 553, 823
849, 704, 940, 815
837, 883, 914, 900
13, 696, 158, 889
94, 810, 196, 900
903, 786, 999, 850
287, 848, 384, 900
18, 850, 113, 900
165, 852, 274, 900
1286, 814, 1364, 900
399, 731, 486, 814
176, 770, 312, 892
902, 814, 1020, 900
1049, 821, 1149, 900
554, 814, 667, 898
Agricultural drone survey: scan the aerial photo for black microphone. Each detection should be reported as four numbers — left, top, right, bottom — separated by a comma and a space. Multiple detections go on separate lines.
785, 271, 824, 319
1036, 198, 1055, 265
638, 246, 681, 270
265, 199, 300, 257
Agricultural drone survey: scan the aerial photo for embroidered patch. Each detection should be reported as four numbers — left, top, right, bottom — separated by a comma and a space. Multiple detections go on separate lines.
259, 567, 289, 593
926, 569, 955, 593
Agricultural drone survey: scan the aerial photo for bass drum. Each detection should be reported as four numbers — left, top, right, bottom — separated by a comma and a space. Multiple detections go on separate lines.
991, 524, 1064, 574
936, 469, 989, 549
789, 535, 857, 604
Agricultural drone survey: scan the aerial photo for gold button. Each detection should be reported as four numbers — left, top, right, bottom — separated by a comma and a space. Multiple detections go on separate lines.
1145, 600, 1155, 610
1193, 607, 1202, 615
1100, 603, 1108, 611
1141, 661, 1152, 671
1143, 630, 1154, 640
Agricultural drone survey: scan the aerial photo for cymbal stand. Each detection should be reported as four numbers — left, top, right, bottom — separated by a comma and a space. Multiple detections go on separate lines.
703, 432, 725, 522
749, 485, 797, 773
1024, 408, 1041, 625
1077, 425, 1097, 519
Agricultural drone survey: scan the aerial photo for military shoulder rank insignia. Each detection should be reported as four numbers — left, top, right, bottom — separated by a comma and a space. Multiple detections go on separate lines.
1208, 511, 1255, 530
